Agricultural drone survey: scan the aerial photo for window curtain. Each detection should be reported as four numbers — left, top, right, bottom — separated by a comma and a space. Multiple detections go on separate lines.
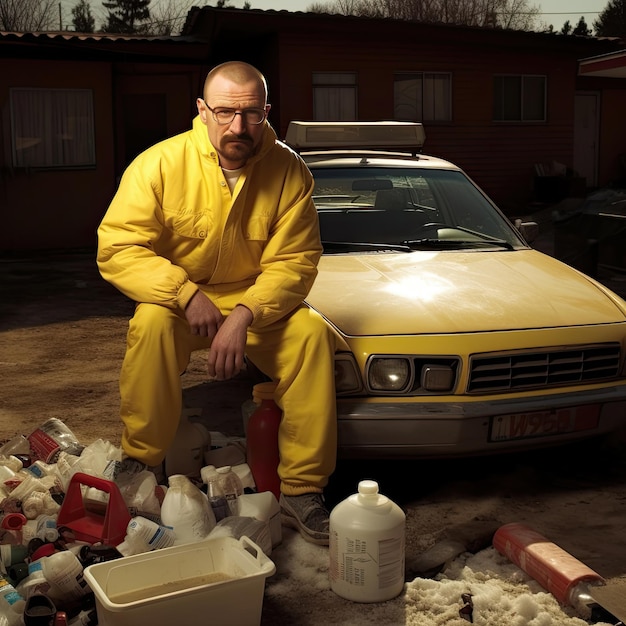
11, 88, 95, 167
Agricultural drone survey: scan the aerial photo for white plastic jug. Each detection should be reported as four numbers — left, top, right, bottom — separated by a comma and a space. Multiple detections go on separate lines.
329, 480, 406, 603
116, 516, 176, 556
160, 474, 216, 545
41, 550, 90, 602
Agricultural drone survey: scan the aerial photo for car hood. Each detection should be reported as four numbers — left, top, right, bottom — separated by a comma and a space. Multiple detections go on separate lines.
306, 249, 626, 336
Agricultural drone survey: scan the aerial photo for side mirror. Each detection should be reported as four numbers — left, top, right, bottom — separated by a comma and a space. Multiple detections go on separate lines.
514, 219, 539, 244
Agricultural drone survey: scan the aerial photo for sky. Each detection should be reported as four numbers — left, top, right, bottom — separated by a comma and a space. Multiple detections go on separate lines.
59, 0, 608, 33
237, 0, 607, 31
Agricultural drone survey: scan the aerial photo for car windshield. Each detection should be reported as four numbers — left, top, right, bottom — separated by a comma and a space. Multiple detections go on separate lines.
311, 167, 525, 251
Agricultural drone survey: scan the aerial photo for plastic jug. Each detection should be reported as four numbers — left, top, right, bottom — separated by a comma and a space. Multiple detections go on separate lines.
329, 480, 406, 603
160, 474, 216, 545
41, 550, 90, 602
116, 516, 176, 556
245, 382, 281, 500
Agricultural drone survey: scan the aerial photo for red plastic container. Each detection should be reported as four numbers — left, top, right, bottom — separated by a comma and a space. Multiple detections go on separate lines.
246, 382, 281, 500
57, 472, 131, 546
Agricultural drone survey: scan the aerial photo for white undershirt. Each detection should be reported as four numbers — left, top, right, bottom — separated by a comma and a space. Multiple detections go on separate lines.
222, 167, 244, 194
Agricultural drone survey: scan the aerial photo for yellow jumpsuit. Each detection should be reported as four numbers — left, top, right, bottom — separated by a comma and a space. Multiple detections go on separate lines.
97, 117, 337, 495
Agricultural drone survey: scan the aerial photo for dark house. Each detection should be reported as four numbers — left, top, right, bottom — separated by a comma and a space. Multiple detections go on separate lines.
1, 8, 625, 252
183, 8, 626, 212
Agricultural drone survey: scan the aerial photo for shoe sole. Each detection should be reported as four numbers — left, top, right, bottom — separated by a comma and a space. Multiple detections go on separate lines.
280, 511, 329, 546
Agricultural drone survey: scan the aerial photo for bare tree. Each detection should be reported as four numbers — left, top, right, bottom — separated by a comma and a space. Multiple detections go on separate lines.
0, 0, 57, 31
146, 0, 194, 35
309, 0, 541, 30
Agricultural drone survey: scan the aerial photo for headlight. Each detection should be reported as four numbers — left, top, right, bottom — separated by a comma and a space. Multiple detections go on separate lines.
368, 358, 411, 391
420, 364, 455, 392
335, 354, 363, 394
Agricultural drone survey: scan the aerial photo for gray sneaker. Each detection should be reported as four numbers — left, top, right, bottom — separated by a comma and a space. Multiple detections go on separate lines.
280, 493, 330, 546
104, 457, 147, 483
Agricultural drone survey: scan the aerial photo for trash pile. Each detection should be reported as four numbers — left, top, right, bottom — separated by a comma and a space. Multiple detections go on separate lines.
0, 414, 282, 626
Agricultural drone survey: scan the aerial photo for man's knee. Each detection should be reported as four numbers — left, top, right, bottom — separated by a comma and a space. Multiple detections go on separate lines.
130, 303, 184, 337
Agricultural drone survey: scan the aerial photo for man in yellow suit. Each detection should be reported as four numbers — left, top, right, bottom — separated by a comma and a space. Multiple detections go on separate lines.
97, 61, 337, 545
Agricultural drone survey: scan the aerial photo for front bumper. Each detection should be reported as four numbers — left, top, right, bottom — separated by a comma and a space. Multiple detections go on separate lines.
335, 384, 626, 458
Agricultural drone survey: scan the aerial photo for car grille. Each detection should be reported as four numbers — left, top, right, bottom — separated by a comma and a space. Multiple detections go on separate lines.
467, 343, 622, 393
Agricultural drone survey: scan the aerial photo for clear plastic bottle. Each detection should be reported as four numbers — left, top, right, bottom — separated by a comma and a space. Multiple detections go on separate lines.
116, 516, 176, 556
205, 474, 231, 522
329, 480, 406, 603
160, 474, 216, 545
214, 466, 243, 516
0, 574, 26, 626
0, 435, 30, 457
246, 382, 281, 500
27, 418, 84, 463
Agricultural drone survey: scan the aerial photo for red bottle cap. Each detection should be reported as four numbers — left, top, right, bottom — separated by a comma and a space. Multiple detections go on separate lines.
0, 512, 27, 530
31, 542, 57, 561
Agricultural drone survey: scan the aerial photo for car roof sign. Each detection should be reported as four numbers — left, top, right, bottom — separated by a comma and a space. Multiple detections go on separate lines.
285, 121, 426, 153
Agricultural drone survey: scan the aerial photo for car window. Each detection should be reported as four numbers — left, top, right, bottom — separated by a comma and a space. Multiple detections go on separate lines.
311, 167, 524, 249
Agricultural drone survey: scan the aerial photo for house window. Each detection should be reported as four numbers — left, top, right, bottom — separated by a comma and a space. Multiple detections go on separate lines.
313, 73, 357, 120
493, 75, 546, 122
9, 88, 96, 168
394, 73, 451, 122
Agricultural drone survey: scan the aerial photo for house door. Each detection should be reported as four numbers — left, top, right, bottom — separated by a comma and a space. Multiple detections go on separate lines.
574, 92, 599, 188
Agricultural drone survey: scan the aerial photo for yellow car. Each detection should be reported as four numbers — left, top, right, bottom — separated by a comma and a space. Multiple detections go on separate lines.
286, 121, 626, 458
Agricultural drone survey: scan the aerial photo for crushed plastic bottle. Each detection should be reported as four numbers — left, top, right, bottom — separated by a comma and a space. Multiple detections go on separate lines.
27, 418, 84, 464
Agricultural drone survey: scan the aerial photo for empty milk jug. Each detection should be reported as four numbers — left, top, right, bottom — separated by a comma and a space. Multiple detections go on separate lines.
160, 474, 216, 545
329, 480, 405, 603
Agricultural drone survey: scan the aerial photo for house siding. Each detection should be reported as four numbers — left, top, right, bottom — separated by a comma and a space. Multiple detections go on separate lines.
0, 58, 116, 252
1, 9, 624, 252
0, 43, 206, 252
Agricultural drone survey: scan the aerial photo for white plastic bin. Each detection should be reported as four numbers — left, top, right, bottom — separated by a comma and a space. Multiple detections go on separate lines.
83, 535, 276, 626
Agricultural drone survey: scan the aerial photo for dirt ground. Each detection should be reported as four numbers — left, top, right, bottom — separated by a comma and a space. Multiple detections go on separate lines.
2, 249, 626, 624
0, 249, 251, 447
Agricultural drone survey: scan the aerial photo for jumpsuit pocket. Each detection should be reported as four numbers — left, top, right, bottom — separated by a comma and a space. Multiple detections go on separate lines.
244, 215, 271, 241
162, 207, 211, 239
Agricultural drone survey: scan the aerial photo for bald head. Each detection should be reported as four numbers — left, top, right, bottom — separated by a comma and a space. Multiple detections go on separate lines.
196, 61, 271, 169
203, 61, 268, 104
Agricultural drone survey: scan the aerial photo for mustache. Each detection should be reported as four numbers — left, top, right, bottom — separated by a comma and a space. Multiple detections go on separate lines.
223, 132, 253, 143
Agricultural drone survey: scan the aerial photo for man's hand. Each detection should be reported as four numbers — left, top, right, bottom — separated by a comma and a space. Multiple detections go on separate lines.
207, 305, 254, 380
184, 290, 225, 339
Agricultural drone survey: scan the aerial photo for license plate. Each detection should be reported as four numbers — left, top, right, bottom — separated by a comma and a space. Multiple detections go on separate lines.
489, 405, 600, 442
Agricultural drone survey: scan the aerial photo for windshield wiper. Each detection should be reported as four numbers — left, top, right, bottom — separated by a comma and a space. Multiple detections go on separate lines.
322, 240, 411, 252
402, 238, 515, 250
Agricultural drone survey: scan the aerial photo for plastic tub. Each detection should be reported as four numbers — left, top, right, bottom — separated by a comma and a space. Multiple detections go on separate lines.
83, 535, 276, 626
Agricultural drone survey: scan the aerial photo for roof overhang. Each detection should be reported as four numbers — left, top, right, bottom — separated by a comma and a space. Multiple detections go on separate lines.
579, 50, 626, 78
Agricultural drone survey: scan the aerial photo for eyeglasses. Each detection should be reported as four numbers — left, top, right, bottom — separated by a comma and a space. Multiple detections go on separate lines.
203, 101, 267, 125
